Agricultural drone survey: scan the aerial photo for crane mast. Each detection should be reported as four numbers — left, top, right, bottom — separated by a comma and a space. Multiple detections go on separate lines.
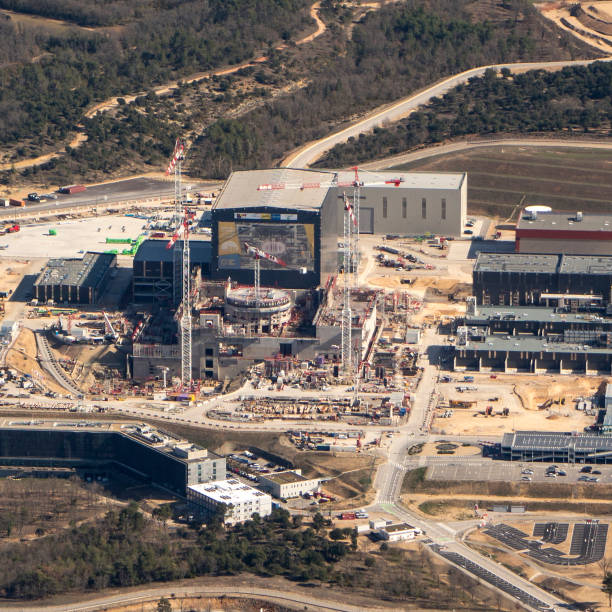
166, 138, 186, 306
181, 216, 192, 387
243, 242, 287, 305
167, 209, 192, 388
342, 193, 355, 375
351, 166, 362, 288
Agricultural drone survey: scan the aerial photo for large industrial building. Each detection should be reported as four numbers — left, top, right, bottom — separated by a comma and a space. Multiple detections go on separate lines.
500, 431, 612, 464
34, 252, 116, 304
332, 169, 467, 236
454, 300, 612, 374
516, 210, 612, 256
133, 239, 212, 304
131, 167, 465, 381
211, 169, 338, 289
0, 420, 225, 493
473, 253, 612, 306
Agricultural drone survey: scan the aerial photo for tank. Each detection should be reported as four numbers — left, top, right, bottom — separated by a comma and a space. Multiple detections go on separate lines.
524, 205, 552, 219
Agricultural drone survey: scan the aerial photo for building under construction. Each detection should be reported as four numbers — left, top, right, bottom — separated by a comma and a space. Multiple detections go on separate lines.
132, 278, 379, 381
34, 252, 116, 304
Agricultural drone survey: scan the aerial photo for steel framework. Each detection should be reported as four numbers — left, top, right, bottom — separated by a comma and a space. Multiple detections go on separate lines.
342, 193, 355, 374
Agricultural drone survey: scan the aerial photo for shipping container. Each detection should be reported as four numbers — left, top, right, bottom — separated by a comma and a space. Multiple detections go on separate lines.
9, 199, 24, 207
341, 512, 356, 520
59, 184, 86, 194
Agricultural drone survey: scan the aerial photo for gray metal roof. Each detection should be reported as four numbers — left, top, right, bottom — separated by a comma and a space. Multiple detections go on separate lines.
213, 168, 335, 212
466, 305, 612, 326
518, 211, 612, 233
504, 431, 612, 452
34, 252, 115, 289
474, 252, 559, 273
559, 255, 612, 275
334, 169, 465, 190
133, 239, 211, 264
463, 334, 612, 355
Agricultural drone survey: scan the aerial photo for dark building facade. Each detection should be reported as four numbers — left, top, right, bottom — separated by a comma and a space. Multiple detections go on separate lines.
0, 426, 223, 494
211, 169, 338, 290
34, 252, 116, 304
132, 239, 212, 304
473, 253, 612, 306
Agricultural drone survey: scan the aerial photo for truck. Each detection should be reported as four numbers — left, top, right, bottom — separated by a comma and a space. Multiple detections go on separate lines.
59, 184, 86, 194
5, 224, 19, 233
0, 199, 9, 207
340, 512, 356, 520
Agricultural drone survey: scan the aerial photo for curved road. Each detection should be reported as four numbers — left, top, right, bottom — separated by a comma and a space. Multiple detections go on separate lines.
282, 57, 612, 169
8, 584, 385, 612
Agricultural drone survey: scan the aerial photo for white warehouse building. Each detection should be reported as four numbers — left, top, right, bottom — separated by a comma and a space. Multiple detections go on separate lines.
187, 479, 272, 525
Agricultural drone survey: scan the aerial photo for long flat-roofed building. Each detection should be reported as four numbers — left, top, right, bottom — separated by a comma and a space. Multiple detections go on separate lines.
34, 252, 116, 304
473, 253, 612, 306
516, 210, 612, 255
501, 431, 612, 464
187, 479, 272, 524
211, 168, 467, 289
0, 420, 224, 493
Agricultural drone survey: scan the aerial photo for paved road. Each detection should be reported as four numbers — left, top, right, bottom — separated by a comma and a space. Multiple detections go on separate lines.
283, 57, 612, 169
367, 332, 565, 611
11, 583, 386, 612
0, 177, 219, 219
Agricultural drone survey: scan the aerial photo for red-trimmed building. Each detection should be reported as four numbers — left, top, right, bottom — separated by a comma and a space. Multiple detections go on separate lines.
516, 211, 612, 256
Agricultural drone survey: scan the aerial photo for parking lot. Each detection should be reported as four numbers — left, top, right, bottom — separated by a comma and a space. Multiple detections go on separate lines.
427, 460, 612, 484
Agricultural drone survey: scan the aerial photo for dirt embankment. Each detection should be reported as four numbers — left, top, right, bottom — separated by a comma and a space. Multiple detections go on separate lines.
401, 468, 612, 516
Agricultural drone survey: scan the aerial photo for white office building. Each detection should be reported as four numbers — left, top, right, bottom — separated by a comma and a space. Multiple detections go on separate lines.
187, 479, 272, 525
258, 470, 320, 499
378, 522, 422, 542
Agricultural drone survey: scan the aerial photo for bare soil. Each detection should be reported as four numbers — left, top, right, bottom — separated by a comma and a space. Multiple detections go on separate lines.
395, 145, 612, 218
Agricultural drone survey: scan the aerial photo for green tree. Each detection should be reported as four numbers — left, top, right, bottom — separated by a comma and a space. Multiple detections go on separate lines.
157, 596, 172, 612
312, 512, 325, 532
603, 572, 612, 607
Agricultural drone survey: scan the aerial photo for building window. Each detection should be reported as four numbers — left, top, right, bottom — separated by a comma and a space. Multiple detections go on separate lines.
382, 197, 388, 219
421, 198, 427, 219
206, 359, 213, 368
441, 198, 446, 220
402, 197, 407, 219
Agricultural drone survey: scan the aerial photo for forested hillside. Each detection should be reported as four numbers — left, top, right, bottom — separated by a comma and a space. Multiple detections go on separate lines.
316, 61, 612, 167
0, 0, 600, 187
0, 0, 311, 147
190, 0, 598, 178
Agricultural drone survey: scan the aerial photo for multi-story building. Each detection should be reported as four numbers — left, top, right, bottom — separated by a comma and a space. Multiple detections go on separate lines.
0, 420, 224, 494
187, 478, 272, 524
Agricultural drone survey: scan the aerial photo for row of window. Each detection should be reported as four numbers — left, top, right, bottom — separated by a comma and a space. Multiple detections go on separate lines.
382, 197, 447, 220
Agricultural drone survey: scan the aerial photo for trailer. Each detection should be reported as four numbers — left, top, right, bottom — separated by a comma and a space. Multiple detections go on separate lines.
9, 199, 24, 207
59, 185, 86, 194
